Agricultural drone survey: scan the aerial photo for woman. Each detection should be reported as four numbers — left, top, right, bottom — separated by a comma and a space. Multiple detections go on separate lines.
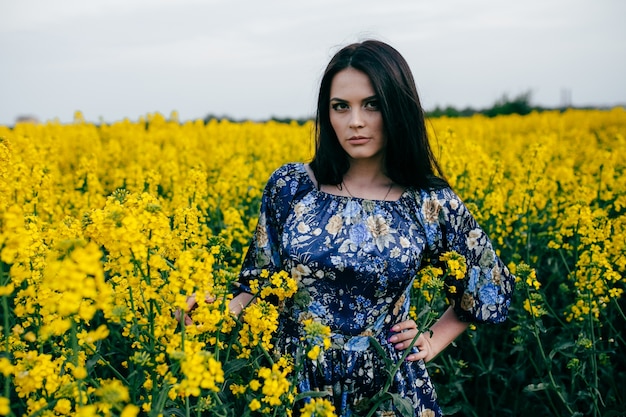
191, 40, 514, 416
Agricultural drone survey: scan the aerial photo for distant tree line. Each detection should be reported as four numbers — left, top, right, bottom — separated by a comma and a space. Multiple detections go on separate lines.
428, 91, 538, 118
202, 114, 311, 126
425, 90, 613, 118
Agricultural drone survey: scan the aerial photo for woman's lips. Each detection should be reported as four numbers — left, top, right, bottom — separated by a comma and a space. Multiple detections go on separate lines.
347, 136, 370, 144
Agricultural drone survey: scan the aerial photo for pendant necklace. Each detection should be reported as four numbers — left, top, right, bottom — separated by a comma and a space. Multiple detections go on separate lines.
340, 180, 394, 201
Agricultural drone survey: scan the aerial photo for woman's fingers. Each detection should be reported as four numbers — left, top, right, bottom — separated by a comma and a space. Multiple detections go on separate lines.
390, 328, 418, 349
389, 319, 418, 347
405, 338, 429, 362
185, 293, 198, 311
176, 292, 216, 326
185, 292, 215, 311
390, 319, 429, 361
174, 309, 193, 326
391, 319, 417, 333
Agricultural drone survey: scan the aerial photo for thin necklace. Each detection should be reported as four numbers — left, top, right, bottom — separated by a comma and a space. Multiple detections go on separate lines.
341, 180, 394, 201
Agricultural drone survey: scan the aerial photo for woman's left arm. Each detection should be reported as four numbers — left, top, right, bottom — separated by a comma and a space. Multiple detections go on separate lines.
389, 307, 469, 362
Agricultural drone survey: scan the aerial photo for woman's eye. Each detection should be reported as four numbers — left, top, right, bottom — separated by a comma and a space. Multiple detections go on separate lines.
365, 100, 379, 110
331, 103, 349, 111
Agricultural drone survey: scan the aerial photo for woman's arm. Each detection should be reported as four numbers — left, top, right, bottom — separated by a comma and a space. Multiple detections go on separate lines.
389, 306, 469, 362
228, 292, 255, 316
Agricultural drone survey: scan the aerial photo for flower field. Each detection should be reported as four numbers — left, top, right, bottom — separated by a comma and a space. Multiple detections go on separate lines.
1, 108, 625, 416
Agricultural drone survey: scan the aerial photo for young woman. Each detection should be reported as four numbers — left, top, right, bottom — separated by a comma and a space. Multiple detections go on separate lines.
191, 40, 514, 416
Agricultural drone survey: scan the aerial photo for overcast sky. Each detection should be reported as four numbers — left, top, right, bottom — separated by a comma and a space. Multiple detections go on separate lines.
1, 0, 624, 124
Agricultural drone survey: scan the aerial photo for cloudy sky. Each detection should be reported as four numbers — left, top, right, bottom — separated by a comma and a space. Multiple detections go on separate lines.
1, 0, 624, 124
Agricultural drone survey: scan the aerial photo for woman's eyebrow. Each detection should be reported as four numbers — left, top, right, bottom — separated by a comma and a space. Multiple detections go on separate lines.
330, 95, 378, 102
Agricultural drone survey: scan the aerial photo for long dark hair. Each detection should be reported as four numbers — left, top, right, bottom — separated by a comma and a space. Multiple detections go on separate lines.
309, 40, 448, 190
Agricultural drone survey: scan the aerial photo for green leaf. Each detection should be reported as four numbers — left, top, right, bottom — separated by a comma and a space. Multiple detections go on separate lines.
294, 390, 333, 402
368, 336, 394, 370
389, 393, 414, 417
548, 340, 576, 360
222, 358, 250, 376
523, 382, 551, 392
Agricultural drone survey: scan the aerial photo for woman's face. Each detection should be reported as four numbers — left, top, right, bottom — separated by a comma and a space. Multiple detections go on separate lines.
329, 67, 386, 164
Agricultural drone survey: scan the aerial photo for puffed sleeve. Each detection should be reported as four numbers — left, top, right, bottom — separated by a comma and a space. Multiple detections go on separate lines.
421, 188, 515, 323
236, 163, 300, 293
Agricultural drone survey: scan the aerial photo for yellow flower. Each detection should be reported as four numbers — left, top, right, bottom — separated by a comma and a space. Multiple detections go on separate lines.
0, 358, 13, 377
121, 404, 140, 417
13, 351, 66, 399
255, 270, 299, 302
229, 384, 246, 395
0, 283, 14, 297
0, 397, 10, 416
77, 324, 110, 346
54, 398, 72, 414
75, 404, 99, 417
300, 398, 337, 417
95, 379, 130, 405
439, 251, 467, 280
238, 300, 280, 353
72, 366, 88, 380
2, 107, 625, 416
523, 293, 547, 318
307, 345, 322, 360
175, 345, 225, 396
256, 363, 293, 407
301, 318, 332, 360
249, 399, 262, 411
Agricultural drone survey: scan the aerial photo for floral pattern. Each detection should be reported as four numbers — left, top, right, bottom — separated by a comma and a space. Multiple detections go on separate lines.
239, 163, 514, 416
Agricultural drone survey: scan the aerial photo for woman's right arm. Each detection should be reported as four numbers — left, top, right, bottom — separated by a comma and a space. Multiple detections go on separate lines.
179, 164, 297, 325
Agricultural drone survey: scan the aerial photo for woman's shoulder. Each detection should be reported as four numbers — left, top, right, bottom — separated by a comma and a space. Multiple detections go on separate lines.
268, 162, 308, 183
409, 185, 459, 206
266, 162, 313, 194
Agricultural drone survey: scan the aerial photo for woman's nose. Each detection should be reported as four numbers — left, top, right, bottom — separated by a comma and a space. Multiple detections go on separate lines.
349, 109, 365, 128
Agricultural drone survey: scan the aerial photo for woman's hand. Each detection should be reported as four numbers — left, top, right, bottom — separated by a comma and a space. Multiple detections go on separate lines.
228, 292, 254, 317
174, 292, 215, 326
389, 319, 433, 362
175, 292, 255, 326
389, 307, 470, 363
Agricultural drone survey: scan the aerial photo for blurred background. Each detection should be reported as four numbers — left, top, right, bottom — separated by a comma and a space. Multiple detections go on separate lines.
1, 0, 625, 125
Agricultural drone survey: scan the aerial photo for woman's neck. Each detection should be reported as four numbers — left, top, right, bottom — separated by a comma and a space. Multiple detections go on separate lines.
343, 159, 389, 187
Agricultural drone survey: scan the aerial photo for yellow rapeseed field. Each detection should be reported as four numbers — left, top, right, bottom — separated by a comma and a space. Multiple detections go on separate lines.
0, 108, 624, 416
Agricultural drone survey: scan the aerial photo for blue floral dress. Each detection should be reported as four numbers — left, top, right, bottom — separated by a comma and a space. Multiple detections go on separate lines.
238, 163, 514, 416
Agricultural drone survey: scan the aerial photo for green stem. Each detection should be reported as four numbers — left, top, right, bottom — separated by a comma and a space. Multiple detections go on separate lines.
127, 283, 140, 338
467, 334, 495, 411
363, 331, 422, 417
526, 354, 560, 416
258, 343, 275, 367
69, 320, 86, 408
525, 285, 575, 416
609, 295, 626, 324
557, 249, 573, 276
82, 343, 129, 385
440, 354, 479, 417
587, 291, 600, 417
